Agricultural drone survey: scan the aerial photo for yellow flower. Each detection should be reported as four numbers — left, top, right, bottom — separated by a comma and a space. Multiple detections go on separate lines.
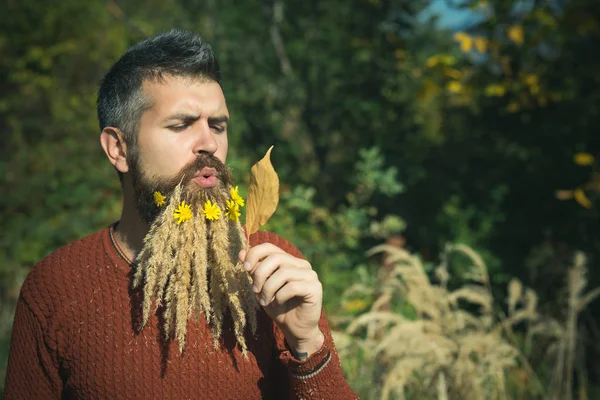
225, 200, 241, 222
153, 191, 166, 207
230, 186, 245, 207
173, 201, 193, 225
202, 200, 221, 221
574, 152, 595, 166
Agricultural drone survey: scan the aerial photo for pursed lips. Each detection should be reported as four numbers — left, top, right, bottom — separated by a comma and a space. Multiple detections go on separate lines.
192, 167, 219, 188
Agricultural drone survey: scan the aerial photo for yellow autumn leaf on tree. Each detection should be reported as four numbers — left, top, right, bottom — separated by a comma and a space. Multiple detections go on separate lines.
524, 74, 539, 92
426, 54, 456, 69
535, 9, 557, 28
574, 152, 595, 166
485, 84, 506, 97
508, 25, 524, 45
444, 68, 462, 80
447, 81, 463, 94
425, 55, 440, 68
245, 146, 280, 239
453, 32, 473, 53
574, 188, 593, 209
507, 102, 520, 113
474, 37, 488, 53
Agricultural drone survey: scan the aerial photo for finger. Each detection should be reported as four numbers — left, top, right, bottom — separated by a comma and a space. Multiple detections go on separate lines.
273, 280, 322, 307
250, 253, 291, 293
243, 243, 287, 272
260, 267, 318, 306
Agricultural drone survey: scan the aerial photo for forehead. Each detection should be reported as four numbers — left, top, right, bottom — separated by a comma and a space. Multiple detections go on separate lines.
141, 75, 228, 118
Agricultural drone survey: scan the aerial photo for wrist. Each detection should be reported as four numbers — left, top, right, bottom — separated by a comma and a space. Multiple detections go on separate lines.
285, 329, 325, 360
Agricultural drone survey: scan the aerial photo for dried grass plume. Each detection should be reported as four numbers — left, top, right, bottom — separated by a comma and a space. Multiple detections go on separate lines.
133, 183, 258, 355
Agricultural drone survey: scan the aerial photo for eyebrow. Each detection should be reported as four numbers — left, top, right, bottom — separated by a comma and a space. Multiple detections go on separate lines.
161, 113, 229, 125
162, 113, 200, 124
207, 115, 229, 126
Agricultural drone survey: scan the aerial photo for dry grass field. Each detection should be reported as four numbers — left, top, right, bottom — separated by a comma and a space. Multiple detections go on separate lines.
331, 244, 599, 400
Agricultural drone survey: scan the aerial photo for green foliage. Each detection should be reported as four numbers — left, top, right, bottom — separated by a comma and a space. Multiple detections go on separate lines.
264, 146, 405, 307
1, 0, 599, 396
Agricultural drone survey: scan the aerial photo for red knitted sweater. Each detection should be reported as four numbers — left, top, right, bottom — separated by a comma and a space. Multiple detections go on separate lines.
4, 225, 357, 399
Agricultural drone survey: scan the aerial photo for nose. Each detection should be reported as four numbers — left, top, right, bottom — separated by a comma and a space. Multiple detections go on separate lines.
192, 120, 218, 155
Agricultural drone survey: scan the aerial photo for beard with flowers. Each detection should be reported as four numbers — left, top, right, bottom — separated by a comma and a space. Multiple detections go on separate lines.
129, 153, 258, 355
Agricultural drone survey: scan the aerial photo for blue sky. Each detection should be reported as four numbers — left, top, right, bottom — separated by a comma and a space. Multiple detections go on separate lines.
421, 0, 483, 30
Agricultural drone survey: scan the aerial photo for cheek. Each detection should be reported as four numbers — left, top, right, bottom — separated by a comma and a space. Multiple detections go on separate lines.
139, 135, 191, 177
216, 136, 228, 163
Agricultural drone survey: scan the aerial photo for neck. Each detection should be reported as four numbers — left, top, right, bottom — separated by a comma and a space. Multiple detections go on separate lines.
113, 187, 149, 263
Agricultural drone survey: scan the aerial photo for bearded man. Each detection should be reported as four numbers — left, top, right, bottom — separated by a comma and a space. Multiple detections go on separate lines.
4, 30, 357, 399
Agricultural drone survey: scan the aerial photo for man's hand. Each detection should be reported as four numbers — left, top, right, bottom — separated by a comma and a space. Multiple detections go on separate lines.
239, 243, 324, 359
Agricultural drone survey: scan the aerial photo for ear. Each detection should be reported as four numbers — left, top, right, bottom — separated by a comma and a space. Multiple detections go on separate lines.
100, 127, 130, 173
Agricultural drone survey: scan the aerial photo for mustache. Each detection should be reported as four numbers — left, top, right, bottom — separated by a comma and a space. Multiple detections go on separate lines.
131, 153, 235, 225
165, 154, 233, 189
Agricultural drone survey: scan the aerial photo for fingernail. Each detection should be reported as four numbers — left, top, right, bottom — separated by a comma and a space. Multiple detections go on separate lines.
243, 262, 251, 271
252, 285, 259, 293
259, 298, 266, 306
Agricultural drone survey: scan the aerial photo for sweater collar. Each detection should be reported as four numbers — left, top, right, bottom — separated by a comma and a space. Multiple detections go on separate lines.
103, 222, 136, 270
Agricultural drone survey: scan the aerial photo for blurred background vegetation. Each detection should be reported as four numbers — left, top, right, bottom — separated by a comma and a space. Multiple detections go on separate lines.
1, 0, 599, 398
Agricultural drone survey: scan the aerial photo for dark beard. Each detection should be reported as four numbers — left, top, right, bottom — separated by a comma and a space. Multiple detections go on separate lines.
130, 153, 234, 225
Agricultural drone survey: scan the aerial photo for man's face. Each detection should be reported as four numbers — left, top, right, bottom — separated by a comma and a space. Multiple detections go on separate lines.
130, 76, 231, 223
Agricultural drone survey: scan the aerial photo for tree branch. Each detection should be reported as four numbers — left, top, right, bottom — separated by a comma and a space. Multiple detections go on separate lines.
269, 0, 294, 77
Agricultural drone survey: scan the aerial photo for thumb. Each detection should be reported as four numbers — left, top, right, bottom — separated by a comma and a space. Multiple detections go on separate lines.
238, 248, 247, 263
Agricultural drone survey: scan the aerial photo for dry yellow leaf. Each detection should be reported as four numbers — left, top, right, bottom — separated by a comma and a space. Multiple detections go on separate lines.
245, 146, 280, 238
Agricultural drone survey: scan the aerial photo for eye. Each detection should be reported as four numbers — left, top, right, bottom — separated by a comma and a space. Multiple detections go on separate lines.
168, 124, 188, 132
211, 125, 225, 133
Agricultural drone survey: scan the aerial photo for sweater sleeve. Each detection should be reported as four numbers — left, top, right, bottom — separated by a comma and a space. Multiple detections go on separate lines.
4, 294, 63, 400
250, 231, 358, 399
273, 308, 358, 399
